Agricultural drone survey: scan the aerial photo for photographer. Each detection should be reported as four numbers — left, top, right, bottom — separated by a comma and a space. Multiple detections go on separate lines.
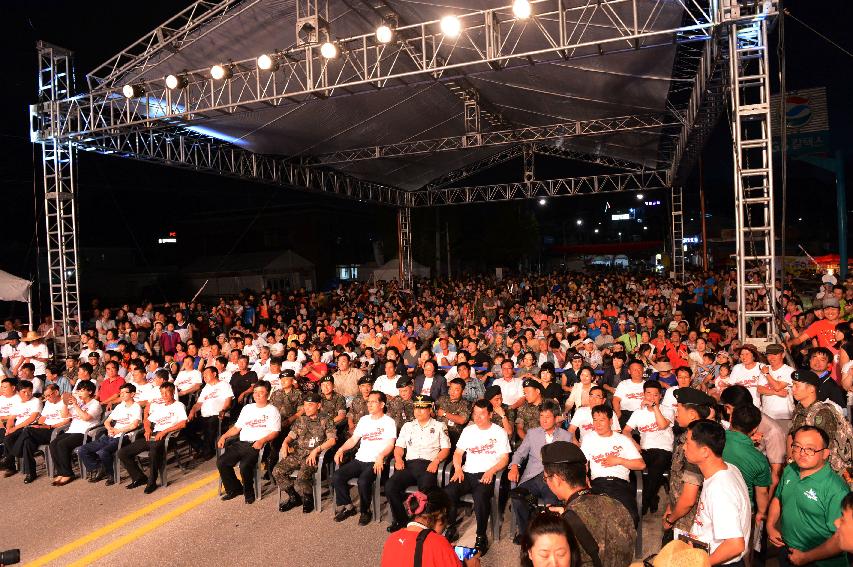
381, 488, 479, 567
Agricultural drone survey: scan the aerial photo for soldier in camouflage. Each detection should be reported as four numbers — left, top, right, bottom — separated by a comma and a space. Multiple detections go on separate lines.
484, 385, 515, 438
436, 378, 471, 447
387, 376, 415, 432
273, 392, 337, 513
347, 375, 373, 435
790, 369, 850, 475
318, 375, 347, 433
542, 441, 636, 567
266, 369, 303, 471
515, 379, 543, 440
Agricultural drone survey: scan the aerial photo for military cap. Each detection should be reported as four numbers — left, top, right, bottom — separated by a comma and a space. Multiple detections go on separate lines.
357, 374, 373, 386
822, 297, 840, 309
522, 379, 544, 392
320, 375, 334, 384
396, 376, 414, 388
570, 353, 584, 361
449, 378, 466, 388
541, 441, 586, 465
484, 385, 503, 401
281, 369, 296, 378
303, 392, 322, 403
765, 343, 785, 355
792, 369, 821, 388
413, 395, 435, 408
673, 387, 715, 407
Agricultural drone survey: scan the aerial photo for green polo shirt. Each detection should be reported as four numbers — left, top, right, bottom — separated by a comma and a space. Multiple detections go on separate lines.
723, 429, 771, 506
775, 462, 849, 567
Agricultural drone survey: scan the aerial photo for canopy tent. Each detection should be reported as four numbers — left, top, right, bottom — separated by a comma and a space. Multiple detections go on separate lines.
0, 269, 33, 330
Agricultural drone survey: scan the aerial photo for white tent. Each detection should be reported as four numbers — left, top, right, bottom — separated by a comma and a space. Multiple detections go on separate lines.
367, 259, 431, 282
0, 270, 33, 330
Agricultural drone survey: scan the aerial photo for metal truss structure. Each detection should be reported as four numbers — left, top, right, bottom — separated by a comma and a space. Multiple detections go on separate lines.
397, 207, 413, 289
670, 185, 686, 282
30, 0, 780, 352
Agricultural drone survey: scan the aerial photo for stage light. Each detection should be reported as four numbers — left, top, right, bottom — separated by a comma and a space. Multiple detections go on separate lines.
643, 226, 648, 230
210, 64, 232, 80
376, 23, 394, 44
512, 0, 532, 19
165, 74, 187, 90
320, 42, 339, 59
636, 193, 644, 200
440, 15, 462, 38
594, 228, 600, 234
257, 54, 279, 71
538, 198, 547, 206
122, 84, 144, 98
576, 219, 583, 226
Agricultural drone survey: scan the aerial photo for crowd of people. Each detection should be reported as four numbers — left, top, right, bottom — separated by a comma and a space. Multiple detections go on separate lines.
2, 268, 853, 567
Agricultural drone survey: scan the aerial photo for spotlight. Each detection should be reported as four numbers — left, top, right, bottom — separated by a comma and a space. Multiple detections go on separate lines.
512, 0, 532, 19
210, 64, 232, 80
258, 53, 278, 71
375, 24, 394, 44
594, 228, 600, 234
576, 219, 583, 226
122, 84, 144, 98
440, 15, 462, 38
636, 193, 644, 200
643, 226, 648, 230
165, 74, 187, 90
320, 42, 339, 59
538, 198, 547, 206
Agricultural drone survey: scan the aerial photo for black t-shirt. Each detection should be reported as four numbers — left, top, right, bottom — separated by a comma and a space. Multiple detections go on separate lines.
230, 370, 258, 398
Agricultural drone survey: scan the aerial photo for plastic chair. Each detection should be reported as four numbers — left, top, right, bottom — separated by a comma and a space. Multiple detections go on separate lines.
443, 463, 505, 541
277, 448, 332, 513
136, 430, 186, 487
331, 459, 385, 523
217, 439, 270, 502
112, 427, 143, 485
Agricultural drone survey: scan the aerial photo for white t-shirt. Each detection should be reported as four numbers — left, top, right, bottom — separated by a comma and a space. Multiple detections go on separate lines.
569, 406, 620, 442
688, 464, 751, 563
67, 399, 103, 434
148, 401, 187, 433
12, 397, 42, 426
174, 370, 203, 395
613, 380, 646, 412
250, 359, 270, 378
581, 431, 642, 481
353, 414, 397, 463
0, 393, 21, 418
131, 381, 156, 404
235, 403, 281, 442
626, 407, 674, 451
495, 377, 524, 406
141, 383, 166, 407
373, 375, 400, 398
660, 387, 680, 420
758, 364, 795, 420
725, 364, 762, 407
456, 422, 512, 474
419, 376, 434, 396
40, 399, 67, 426
198, 381, 233, 417
265, 372, 282, 392
18, 343, 49, 375
107, 402, 142, 437
281, 360, 302, 375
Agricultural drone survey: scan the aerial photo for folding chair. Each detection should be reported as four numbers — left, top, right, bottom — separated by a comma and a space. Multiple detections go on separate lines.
442, 463, 505, 541
331, 460, 385, 523
217, 439, 270, 501
136, 431, 186, 487
277, 448, 332, 513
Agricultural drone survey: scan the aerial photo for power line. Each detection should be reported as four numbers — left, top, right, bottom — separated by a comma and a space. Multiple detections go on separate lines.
784, 9, 853, 59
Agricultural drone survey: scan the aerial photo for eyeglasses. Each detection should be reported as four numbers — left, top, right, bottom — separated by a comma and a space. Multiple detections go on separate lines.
791, 443, 825, 457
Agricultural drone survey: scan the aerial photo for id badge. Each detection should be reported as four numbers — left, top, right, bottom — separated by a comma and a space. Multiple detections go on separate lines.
308, 438, 316, 448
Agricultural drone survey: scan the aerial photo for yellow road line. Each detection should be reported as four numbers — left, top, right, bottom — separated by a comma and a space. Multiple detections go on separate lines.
25, 471, 219, 567
66, 487, 219, 567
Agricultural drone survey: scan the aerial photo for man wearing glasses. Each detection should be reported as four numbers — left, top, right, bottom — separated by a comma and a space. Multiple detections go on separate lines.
767, 425, 849, 567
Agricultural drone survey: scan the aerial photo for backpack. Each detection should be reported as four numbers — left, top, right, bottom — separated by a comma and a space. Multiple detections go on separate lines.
804, 400, 853, 475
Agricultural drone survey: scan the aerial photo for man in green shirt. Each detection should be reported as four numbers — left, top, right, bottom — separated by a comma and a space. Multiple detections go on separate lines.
767, 425, 849, 567
723, 404, 771, 522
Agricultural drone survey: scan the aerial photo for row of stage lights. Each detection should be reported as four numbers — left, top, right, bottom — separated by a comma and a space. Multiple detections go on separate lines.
122, 0, 533, 99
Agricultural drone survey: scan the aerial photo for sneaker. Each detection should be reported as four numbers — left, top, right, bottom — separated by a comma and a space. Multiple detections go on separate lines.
358, 511, 372, 526
334, 507, 358, 522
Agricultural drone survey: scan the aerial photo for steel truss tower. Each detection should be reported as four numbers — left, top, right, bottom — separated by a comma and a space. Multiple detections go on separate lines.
397, 207, 413, 290
671, 186, 686, 282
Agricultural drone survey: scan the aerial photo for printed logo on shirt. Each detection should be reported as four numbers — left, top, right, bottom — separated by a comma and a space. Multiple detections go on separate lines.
468, 438, 497, 455
244, 416, 270, 428
362, 426, 387, 442
804, 488, 819, 502
581, 423, 594, 431
626, 392, 645, 400
637, 423, 661, 433
590, 446, 622, 465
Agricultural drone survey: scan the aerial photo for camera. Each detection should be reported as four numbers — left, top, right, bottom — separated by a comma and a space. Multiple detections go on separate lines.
509, 487, 550, 515
0, 549, 20, 566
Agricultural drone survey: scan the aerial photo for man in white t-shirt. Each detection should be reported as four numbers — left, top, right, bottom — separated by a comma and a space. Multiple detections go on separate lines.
684, 419, 751, 566
186, 366, 233, 460
250, 346, 271, 379
216, 380, 281, 504
80, 383, 142, 484
118, 381, 187, 494
332, 391, 397, 525
723, 346, 763, 407
581, 404, 645, 526
568, 385, 619, 444
4, 383, 69, 482
444, 399, 511, 555
613, 359, 647, 428
0, 379, 41, 475
623, 380, 674, 515
16, 334, 50, 379
174, 357, 203, 402
495, 359, 525, 409
0, 377, 22, 448
756, 343, 794, 432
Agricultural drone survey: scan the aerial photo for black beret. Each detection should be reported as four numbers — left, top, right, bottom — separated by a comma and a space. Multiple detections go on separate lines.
357, 375, 373, 386
303, 392, 322, 403
281, 369, 296, 377
792, 369, 821, 388
320, 375, 334, 384
541, 441, 586, 465
673, 387, 715, 407
396, 376, 414, 388
484, 385, 503, 401
522, 379, 544, 392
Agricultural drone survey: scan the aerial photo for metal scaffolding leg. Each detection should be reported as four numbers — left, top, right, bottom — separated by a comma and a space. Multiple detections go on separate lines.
397, 207, 413, 290
38, 42, 82, 357
728, 17, 777, 341
671, 186, 685, 282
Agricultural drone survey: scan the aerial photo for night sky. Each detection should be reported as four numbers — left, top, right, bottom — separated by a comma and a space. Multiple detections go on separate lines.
1, 1, 850, 310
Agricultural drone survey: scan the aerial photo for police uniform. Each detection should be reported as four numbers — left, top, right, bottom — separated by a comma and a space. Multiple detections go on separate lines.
541, 442, 636, 567
273, 393, 336, 512
387, 377, 415, 432
435, 394, 470, 446
385, 395, 451, 529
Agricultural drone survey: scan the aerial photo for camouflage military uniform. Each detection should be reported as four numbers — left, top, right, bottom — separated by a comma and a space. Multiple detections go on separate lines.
91, 363, 106, 383
791, 401, 838, 440
348, 395, 370, 428
515, 401, 541, 434
269, 388, 303, 425
272, 413, 336, 494
564, 489, 636, 567
436, 395, 470, 443
319, 391, 347, 425
666, 431, 703, 532
490, 403, 514, 428
387, 397, 415, 431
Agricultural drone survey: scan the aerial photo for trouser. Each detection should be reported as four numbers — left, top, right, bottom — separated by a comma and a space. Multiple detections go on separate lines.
217, 440, 260, 498
386, 459, 438, 525
118, 436, 167, 485
11, 427, 53, 475
618, 410, 633, 430
78, 435, 123, 472
272, 452, 316, 495
266, 431, 286, 473
1, 429, 24, 466
0, 427, 6, 457
514, 475, 559, 536
591, 476, 639, 527
445, 472, 495, 538
333, 459, 377, 512
185, 415, 219, 456
641, 449, 672, 511
49, 432, 84, 477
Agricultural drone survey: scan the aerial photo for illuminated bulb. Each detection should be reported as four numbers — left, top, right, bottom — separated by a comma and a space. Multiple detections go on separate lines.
512, 0, 532, 19
165, 74, 187, 90
320, 42, 338, 59
210, 64, 232, 80
440, 15, 462, 38
538, 198, 546, 206
257, 54, 274, 70
375, 24, 394, 44
122, 84, 143, 98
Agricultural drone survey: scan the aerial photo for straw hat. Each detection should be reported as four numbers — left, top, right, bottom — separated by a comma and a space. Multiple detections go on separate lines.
630, 539, 711, 567
21, 331, 42, 342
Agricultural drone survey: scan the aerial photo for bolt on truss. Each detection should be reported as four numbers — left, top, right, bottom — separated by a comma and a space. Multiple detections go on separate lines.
397, 207, 413, 288
34, 0, 716, 142
671, 185, 686, 282
407, 170, 669, 207
726, 7, 778, 340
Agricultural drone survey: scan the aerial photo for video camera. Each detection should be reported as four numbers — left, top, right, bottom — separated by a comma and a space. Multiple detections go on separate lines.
509, 487, 551, 515
0, 549, 20, 566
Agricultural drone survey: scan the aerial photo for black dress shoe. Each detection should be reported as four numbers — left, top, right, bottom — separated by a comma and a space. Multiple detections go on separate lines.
23, 474, 37, 484
221, 492, 241, 501
302, 495, 314, 514
387, 522, 404, 533
334, 507, 358, 522
127, 478, 148, 489
105, 475, 116, 486
475, 535, 489, 557
244, 493, 256, 505
144, 484, 158, 494
3, 468, 18, 478
358, 511, 372, 526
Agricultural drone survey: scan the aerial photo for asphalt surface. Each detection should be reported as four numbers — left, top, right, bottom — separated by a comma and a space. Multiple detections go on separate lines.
0, 453, 664, 567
